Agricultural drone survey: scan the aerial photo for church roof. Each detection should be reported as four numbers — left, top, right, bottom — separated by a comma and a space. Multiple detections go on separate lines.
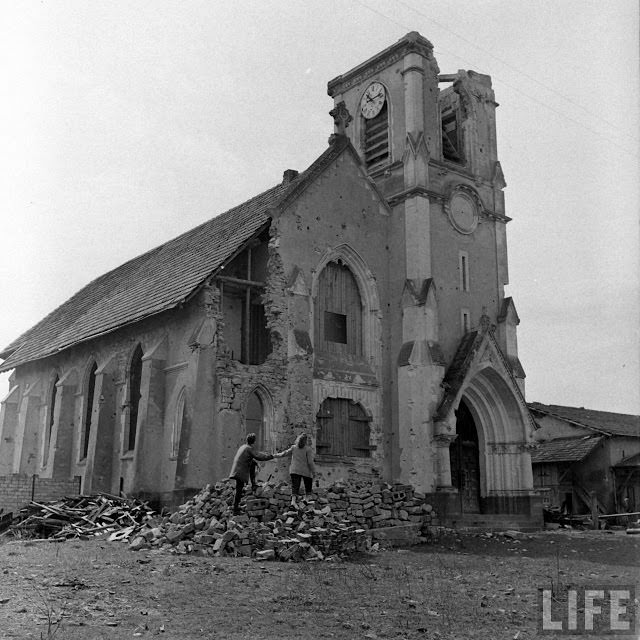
0, 136, 356, 373
528, 402, 640, 438
530, 435, 603, 464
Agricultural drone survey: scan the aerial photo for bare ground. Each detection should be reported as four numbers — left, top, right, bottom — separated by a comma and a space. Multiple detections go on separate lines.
0, 528, 637, 640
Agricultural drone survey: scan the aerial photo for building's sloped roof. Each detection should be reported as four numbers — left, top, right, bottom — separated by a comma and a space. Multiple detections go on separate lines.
528, 402, 640, 438
0, 136, 356, 373
615, 452, 640, 468
530, 435, 603, 464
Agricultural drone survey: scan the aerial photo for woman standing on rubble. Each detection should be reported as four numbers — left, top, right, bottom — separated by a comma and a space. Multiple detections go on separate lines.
275, 434, 316, 504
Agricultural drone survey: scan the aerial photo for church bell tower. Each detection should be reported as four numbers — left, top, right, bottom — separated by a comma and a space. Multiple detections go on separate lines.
327, 33, 533, 513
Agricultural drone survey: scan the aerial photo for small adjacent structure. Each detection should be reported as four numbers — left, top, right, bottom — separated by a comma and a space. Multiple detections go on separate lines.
529, 403, 640, 516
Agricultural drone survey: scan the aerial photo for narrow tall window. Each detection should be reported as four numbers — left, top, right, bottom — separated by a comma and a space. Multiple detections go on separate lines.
461, 310, 471, 333
127, 345, 143, 452
43, 374, 59, 466
315, 261, 363, 356
315, 398, 371, 457
171, 388, 186, 459
82, 362, 98, 460
459, 252, 470, 292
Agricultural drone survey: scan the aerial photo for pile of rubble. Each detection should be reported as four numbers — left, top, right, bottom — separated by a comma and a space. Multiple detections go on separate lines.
128, 480, 439, 561
5, 493, 155, 540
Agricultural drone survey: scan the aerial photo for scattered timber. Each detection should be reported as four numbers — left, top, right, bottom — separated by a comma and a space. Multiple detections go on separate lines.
4, 493, 155, 541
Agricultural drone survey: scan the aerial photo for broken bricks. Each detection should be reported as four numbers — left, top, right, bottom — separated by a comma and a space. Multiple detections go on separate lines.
128, 479, 438, 562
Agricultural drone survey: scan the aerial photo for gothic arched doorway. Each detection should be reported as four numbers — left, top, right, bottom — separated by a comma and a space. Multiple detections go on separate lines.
450, 400, 481, 513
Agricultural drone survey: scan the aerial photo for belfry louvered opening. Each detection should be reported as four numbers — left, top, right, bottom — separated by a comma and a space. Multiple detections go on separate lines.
364, 102, 389, 170
441, 108, 463, 163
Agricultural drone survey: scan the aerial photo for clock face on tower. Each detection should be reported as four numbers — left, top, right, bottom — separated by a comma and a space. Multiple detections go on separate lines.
360, 82, 386, 119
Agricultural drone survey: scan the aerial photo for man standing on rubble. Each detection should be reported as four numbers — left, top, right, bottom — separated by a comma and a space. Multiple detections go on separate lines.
228, 433, 274, 514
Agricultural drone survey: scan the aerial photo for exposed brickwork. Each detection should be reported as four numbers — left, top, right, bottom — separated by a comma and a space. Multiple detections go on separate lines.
0, 474, 80, 516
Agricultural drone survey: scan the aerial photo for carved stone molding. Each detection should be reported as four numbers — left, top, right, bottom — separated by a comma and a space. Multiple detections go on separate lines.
434, 418, 456, 438
330, 101, 353, 135
327, 33, 438, 96
487, 441, 529, 454
433, 432, 457, 447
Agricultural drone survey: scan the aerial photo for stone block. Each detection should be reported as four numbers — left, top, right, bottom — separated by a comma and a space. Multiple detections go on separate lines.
130, 536, 148, 551
221, 529, 239, 545
166, 528, 184, 543
182, 521, 195, 535
194, 533, 214, 545
213, 537, 224, 552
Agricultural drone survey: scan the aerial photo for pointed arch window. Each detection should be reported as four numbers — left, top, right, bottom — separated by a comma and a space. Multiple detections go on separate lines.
81, 362, 98, 460
43, 374, 59, 466
315, 398, 372, 457
127, 345, 143, 452
245, 391, 265, 450
315, 260, 363, 356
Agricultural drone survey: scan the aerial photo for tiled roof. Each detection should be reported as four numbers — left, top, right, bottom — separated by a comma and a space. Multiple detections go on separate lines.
0, 136, 355, 372
528, 402, 640, 438
530, 436, 603, 464
615, 452, 640, 468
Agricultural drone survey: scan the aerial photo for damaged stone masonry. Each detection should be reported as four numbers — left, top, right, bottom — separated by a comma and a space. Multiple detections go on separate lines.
0, 31, 542, 529
128, 479, 439, 561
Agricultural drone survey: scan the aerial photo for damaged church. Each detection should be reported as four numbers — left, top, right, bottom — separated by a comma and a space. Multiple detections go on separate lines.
0, 32, 541, 524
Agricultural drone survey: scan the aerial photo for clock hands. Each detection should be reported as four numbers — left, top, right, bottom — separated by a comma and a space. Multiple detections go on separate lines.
365, 90, 383, 103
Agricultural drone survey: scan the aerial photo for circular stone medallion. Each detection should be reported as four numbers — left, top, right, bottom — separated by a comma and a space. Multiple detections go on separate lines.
446, 187, 481, 234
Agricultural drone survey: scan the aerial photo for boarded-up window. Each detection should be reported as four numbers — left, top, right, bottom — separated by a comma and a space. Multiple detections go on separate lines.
315, 261, 362, 356
316, 398, 371, 457
127, 345, 143, 452
82, 362, 97, 460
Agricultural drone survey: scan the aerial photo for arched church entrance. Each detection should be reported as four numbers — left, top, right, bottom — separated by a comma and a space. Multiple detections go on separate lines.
450, 400, 481, 513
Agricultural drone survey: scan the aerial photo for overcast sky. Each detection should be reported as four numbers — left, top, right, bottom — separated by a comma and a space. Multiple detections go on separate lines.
1, 1, 638, 414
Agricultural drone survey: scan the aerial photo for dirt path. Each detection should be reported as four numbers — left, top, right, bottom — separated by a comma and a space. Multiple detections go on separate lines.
0, 529, 637, 639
